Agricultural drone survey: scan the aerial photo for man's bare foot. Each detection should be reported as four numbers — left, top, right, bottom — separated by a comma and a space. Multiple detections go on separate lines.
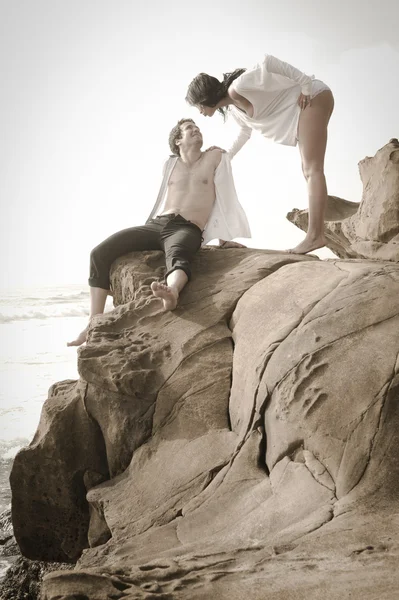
286, 234, 325, 255
67, 326, 89, 347
151, 281, 179, 311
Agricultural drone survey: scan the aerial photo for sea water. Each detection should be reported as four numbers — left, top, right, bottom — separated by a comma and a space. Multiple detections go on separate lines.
0, 284, 111, 577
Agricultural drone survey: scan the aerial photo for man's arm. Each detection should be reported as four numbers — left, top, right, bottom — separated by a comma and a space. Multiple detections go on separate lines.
204, 147, 224, 169
208, 152, 247, 248
202, 150, 251, 246
210, 148, 223, 167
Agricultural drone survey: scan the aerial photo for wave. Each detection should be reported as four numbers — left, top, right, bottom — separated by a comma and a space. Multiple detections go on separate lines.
0, 440, 29, 462
0, 507, 12, 531
0, 559, 12, 580
24, 291, 89, 305
0, 290, 89, 307
0, 305, 89, 324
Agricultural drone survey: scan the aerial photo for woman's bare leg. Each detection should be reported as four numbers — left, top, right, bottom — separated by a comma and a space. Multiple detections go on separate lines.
67, 287, 109, 347
289, 90, 334, 254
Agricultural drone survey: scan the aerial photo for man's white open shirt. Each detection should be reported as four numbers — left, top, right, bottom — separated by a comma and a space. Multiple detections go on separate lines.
147, 153, 251, 245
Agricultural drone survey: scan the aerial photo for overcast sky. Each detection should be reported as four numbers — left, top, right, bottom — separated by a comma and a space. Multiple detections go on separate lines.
1, 0, 398, 288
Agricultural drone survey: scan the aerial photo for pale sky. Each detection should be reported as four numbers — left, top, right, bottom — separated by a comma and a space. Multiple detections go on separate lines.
1, 0, 398, 289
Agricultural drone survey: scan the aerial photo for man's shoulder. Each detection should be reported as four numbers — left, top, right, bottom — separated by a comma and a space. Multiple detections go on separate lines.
162, 155, 179, 171
207, 148, 223, 156
204, 148, 224, 162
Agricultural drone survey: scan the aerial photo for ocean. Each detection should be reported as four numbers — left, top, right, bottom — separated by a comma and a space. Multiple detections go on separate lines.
0, 283, 113, 578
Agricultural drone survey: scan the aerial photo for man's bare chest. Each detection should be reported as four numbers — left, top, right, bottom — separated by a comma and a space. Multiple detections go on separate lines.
168, 158, 216, 189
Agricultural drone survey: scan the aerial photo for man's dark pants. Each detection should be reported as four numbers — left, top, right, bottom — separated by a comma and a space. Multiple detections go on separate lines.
88, 214, 203, 290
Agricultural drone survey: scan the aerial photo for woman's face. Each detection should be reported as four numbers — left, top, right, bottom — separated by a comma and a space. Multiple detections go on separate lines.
197, 104, 217, 117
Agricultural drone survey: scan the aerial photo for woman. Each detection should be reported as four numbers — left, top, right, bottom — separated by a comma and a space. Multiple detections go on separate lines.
186, 54, 334, 254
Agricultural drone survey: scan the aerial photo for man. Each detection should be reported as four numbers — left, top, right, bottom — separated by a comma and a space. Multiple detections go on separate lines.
68, 119, 251, 347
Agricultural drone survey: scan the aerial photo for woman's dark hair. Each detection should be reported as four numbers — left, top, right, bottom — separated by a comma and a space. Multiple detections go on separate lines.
168, 118, 195, 156
185, 68, 246, 119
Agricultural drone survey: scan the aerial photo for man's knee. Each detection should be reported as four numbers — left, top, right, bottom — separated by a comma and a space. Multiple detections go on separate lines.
90, 244, 100, 262
90, 241, 109, 266
89, 244, 109, 282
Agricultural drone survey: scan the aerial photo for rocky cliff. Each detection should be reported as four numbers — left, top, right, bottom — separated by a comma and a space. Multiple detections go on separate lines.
287, 138, 399, 261
8, 140, 399, 599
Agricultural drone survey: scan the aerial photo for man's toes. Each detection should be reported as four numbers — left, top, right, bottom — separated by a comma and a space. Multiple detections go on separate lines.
152, 281, 169, 294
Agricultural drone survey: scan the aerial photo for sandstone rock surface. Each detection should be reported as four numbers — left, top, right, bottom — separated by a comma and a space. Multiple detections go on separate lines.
10, 246, 399, 599
0, 557, 73, 600
287, 138, 399, 261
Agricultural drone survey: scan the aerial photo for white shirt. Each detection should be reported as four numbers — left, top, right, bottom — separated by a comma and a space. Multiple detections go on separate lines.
228, 54, 316, 155
147, 153, 251, 245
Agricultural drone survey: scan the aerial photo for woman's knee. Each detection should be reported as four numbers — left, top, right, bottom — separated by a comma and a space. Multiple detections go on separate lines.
302, 162, 325, 181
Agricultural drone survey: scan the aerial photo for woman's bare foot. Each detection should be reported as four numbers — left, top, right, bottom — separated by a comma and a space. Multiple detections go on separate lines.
286, 234, 325, 255
151, 281, 179, 311
67, 326, 89, 347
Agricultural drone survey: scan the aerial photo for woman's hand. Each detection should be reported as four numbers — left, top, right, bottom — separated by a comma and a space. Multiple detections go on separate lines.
297, 93, 312, 110
205, 146, 226, 153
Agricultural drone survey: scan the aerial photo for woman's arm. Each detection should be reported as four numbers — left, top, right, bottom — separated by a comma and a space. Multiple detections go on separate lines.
227, 115, 253, 159
265, 55, 313, 96
228, 126, 252, 159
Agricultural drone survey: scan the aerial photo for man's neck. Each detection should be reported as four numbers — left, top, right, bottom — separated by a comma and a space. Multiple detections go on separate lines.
179, 146, 203, 166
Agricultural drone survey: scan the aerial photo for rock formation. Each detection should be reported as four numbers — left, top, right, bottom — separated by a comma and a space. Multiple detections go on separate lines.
287, 138, 399, 261
9, 139, 399, 599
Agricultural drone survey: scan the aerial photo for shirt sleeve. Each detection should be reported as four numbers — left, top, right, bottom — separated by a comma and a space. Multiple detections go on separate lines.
227, 112, 253, 159
146, 157, 174, 222
265, 55, 314, 96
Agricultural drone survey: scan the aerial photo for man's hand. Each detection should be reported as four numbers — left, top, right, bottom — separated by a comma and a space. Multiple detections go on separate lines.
205, 146, 227, 153
297, 93, 311, 110
219, 240, 247, 249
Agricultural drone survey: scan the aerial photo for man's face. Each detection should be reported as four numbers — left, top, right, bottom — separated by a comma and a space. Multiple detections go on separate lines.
197, 104, 217, 118
178, 121, 203, 149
